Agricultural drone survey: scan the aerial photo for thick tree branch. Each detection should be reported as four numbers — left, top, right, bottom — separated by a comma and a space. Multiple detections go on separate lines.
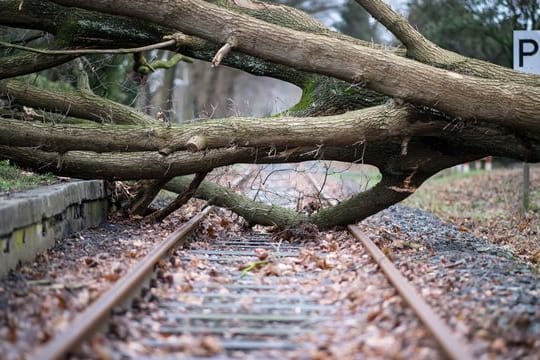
355, 0, 540, 87
50, 0, 540, 132
0, 137, 506, 182
1, 80, 158, 126
354, 0, 430, 52
129, 177, 173, 216
164, 176, 306, 228
0, 104, 444, 153
0, 145, 276, 180
310, 172, 428, 228
163, 150, 474, 229
0, 0, 391, 117
0, 52, 76, 79
2, 0, 540, 230
0, 38, 176, 55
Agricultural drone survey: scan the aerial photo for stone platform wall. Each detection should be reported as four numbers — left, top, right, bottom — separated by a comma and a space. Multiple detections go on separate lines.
0, 181, 109, 276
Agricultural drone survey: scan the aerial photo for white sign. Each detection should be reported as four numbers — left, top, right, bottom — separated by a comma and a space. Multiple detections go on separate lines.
513, 30, 540, 74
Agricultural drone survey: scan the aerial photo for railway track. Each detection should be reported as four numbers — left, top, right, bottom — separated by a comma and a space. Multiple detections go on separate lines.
31, 171, 473, 359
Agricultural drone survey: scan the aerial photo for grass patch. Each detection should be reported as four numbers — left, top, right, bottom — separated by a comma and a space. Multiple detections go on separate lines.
0, 160, 57, 193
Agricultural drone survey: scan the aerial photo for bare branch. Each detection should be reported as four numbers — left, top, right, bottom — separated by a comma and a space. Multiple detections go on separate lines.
146, 172, 208, 222
354, 0, 540, 87
211, 37, 237, 67
49, 0, 540, 130
0, 103, 444, 154
2, 80, 158, 126
0, 38, 176, 55
164, 176, 306, 228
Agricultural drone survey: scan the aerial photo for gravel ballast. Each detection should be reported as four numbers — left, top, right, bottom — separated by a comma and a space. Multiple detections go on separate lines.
361, 205, 540, 359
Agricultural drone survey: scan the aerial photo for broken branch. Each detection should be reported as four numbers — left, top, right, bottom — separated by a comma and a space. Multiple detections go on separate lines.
146, 172, 208, 222
212, 37, 237, 67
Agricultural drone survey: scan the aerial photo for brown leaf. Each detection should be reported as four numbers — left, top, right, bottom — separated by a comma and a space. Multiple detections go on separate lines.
381, 246, 394, 261
317, 257, 333, 270
200, 336, 222, 355
209, 268, 219, 277
6, 317, 17, 343
254, 248, 269, 260
181, 283, 193, 292
366, 309, 380, 322
83, 257, 98, 267
54, 293, 68, 309
491, 338, 507, 353
103, 273, 121, 282
220, 217, 232, 227
206, 225, 217, 239
263, 264, 280, 276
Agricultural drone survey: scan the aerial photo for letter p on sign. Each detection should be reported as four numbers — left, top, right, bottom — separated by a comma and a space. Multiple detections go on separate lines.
514, 31, 540, 74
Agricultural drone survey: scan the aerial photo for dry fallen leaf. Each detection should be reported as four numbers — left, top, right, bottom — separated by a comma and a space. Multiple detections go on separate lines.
102, 273, 121, 282
200, 336, 222, 355
54, 293, 68, 310
209, 268, 219, 277
492, 338, 507, 353
317, 257, 333, 270
254, 248, 269, 260
263, 264, 280, 276
83, 257, 98, 267
6, 317, 17, 343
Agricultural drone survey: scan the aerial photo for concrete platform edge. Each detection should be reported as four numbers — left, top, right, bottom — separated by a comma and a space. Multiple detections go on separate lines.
0, 181, 109, 277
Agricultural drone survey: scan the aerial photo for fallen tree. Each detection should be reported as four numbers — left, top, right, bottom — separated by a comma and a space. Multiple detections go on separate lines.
1, 0, 539, 228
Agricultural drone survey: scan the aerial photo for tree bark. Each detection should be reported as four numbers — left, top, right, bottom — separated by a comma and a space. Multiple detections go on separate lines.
2, 0, 540, 228
146, 171, 207, 222
2, 80, 157, 126
0, 52, 76, 79
0, 102, 444, 154
130, 177, 173, 216
164, 176, 306, 228
51, 0, 540, 132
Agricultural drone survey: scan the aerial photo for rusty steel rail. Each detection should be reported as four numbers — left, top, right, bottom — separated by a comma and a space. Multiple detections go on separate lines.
32, 206, 213, 360
348, 225, 474, 360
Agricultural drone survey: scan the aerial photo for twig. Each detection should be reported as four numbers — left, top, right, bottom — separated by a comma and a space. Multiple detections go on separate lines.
212, 37, 237, 67
240, 261, 270, 277
0, 38, 177, 55
443, 259, 466, 269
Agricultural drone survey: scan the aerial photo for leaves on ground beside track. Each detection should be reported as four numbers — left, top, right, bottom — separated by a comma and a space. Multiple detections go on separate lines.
406, 167, 540, 264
